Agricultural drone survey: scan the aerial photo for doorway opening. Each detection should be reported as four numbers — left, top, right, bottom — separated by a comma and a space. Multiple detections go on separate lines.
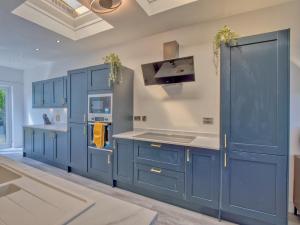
0, 86, 11, 149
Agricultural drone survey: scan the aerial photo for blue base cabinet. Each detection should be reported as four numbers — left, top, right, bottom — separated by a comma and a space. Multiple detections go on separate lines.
54, 132, 68, 165
113, 139, 134, 185
23, 128, 68, 169
68, 123, 87, 174
186, 148, 220, 210
87, 148, 113, 185
222, 151, 287, 225
23, 128, 33, 157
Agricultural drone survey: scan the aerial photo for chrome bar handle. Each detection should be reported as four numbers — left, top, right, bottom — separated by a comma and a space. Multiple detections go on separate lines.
186, 148, 190, 162
150, 168, 162, 174
107, 154, 111, 165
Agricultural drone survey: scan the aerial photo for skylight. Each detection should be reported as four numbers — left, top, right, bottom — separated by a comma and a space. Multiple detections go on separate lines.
62, 0, 90, 15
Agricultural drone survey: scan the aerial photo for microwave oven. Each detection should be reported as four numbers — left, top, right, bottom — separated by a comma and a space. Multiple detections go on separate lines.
88, 93, 113, 122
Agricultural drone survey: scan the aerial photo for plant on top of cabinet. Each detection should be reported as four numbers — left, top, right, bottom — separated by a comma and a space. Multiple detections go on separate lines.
213, 25, 238, 74
104, 53, 122, 87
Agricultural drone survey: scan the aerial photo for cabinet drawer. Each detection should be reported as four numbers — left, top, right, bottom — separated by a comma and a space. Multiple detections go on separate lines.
134, 141, 185, 172
134, 163, 185, 199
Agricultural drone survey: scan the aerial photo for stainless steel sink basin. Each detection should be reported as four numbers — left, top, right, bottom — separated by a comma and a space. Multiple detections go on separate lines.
0, 166, 21, 184
134, 132, 195, 144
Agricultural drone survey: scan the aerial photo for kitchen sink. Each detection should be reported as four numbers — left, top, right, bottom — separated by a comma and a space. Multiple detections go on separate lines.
134, 132, 195, 144
0, 165, 21, 184
0, 184, 20, 198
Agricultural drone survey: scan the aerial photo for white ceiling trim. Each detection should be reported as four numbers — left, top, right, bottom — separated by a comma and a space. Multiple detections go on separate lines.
136, 0, 199, 16
12, 0, 113, 41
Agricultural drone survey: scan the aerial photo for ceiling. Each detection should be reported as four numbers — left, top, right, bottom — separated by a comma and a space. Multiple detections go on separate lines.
0, 0, 294, 70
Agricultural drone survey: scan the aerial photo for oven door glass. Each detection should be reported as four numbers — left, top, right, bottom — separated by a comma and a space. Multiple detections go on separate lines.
89, 96, 111, 114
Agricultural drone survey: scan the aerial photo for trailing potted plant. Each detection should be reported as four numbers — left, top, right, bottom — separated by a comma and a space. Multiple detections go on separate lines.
104, 53, 122, 87
213, 25, 238, 74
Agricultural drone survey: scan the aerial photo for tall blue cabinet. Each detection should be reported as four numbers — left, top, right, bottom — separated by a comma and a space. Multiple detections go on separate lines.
67, 69, 88, 174
220, 30, 290, 225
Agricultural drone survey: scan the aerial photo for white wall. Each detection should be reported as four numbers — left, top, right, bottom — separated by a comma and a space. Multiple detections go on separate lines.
23, 1, 300, 211
0, 66, 24, 148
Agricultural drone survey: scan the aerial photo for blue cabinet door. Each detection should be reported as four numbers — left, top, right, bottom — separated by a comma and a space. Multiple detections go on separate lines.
43, 80, 54, 107
53, 77, 65, 107
68, 69, 88, 123
68, 123, 87, 173
221, 30, 289, 225
23, 128, 33, 156
63, 76, 68, 107
113, 139, 134, 184
88, 65, 110, 91
186, 148, 220, 210
32, 130, 44, 158
87, 148, 112, 184
32, 81, 44, 107
54, 132, 68, 165
222, 151, 287, 225
221, 30, 289, 156
134, 163, 185, 199
44, 131, 55, 161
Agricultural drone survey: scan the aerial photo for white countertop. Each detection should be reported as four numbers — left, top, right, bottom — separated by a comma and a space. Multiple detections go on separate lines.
0, 157, 157, 225
23, 124, 68, 132
113, 129, 220, 150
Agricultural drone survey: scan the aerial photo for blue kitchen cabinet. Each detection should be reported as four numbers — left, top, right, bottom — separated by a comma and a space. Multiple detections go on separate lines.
87, 65, 110, 91
53, 77, 66, 107
87, 148, 113, 184
186, 148, 220, 210
32, 81, 44, 107
63, 76, 68, 107
68, 123, 87, 174
134, 141, 185, 172
68, 69, 88, 123
44, 131, 55, 161
113, 139, 134, 185
134, 163, 185, 199
54, 132, 68, 165
43, 80, 54, 107
220, 30, 289, 225
23, 128, 33, 156
222, 151, 287, 225
32, 129, 44, 158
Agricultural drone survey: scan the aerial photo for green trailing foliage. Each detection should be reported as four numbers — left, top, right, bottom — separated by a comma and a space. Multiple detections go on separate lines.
0, 90, 5, 112
104, 53, 122, 87
213, 25, 239, 74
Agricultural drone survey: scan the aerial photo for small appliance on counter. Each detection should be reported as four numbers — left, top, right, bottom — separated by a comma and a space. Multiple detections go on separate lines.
43, 113, 52, 125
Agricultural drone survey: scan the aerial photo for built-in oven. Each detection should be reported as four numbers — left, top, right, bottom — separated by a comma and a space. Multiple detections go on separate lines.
88, 93, 113, 122
88, 122, 113, 150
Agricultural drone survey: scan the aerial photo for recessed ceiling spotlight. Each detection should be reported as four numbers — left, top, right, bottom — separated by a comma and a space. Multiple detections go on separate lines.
56, 40, 61, 44
35, 48, 40, 51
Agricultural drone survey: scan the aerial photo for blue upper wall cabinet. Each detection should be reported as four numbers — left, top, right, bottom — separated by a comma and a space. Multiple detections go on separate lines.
88, 64, 110, 91
32, 81, 44, 108
43, 80, 54, 107
53, 77, 66, 107
32, 76, 67, 108
221, 30, 290, 225
68, 69, 88, 124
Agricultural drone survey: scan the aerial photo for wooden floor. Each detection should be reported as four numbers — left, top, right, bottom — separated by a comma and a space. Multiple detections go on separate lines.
1, 150, 300, 225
